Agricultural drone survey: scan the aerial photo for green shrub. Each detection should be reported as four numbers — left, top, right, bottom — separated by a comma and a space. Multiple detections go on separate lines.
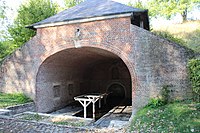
0, 40, 16, 64
146, 98, 165, 108
147, 85, 170, 108
153, 31, 186, 46
195, 103, 200, 111
188, 59, 200, 101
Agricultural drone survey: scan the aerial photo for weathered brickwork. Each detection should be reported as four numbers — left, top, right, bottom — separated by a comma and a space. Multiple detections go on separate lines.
0, 16, 192, 113
130, 25, 193, 110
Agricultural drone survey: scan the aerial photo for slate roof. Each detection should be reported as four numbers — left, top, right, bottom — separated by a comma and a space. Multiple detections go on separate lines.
28, 0, 145, 29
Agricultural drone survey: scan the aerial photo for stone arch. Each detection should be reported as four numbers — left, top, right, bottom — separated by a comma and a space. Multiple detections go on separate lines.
35, 45, 136, 112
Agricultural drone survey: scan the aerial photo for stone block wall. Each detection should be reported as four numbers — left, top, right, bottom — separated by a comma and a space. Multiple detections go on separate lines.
6, 102, 35, 115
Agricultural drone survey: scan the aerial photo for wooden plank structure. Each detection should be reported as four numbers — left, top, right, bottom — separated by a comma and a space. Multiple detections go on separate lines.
74, 93, 107, 119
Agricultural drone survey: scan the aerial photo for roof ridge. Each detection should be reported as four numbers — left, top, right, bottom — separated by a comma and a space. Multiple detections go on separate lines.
28, 0, 145, 29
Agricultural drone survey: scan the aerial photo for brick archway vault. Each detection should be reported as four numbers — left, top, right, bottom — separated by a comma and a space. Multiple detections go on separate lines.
35, 45, 136, 113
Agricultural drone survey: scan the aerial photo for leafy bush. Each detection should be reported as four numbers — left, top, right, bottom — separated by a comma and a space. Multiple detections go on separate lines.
0, 40, 17, 64
188, 59, 200, 101
195, 103, 200, 111
146, 98, 165, 108
0, 42, 7, 62
147, 85, 170, 108
153, 31, 186, 46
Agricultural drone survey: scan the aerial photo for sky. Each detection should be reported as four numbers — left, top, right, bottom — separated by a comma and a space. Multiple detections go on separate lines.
2, 0, 200, 27
5, 0, 131, 10
4, 0, 132, 20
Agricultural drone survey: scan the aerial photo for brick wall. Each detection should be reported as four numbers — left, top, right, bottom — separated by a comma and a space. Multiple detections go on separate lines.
0, 16, 192, 113
131, 25, 193, 110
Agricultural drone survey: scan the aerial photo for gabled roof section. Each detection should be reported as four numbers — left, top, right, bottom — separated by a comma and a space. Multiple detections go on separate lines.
28, 0, 145, 29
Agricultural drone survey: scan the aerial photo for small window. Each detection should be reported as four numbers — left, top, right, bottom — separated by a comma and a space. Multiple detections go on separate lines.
68, 84, 73, 95
53, 85, 60, 98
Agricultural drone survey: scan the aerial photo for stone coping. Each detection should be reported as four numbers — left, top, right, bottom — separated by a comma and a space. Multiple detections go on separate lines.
5, 102, 34, 110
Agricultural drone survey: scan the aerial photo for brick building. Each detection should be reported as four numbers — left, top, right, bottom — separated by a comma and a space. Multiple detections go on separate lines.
0, 0, 192, 114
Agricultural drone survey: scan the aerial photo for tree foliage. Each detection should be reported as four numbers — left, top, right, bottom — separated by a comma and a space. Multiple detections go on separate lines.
0, 41, 7, 61
0, 0, 6, 19
0, 0, 9, 40
0, 40, 13, 63
128, 0, 145, 10
8, 0, 58, 47
129, 0, 200, 21
64, 0, 83, 9
148, 0, 200, 21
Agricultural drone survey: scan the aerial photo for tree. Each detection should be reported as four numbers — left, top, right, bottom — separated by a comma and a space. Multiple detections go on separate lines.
0, 0, 9, 40
8, 0, 58, 47
128, 0, 200, 21
147, 0, 200, 21
64, 0, 83, 9
127, 0, 154, 17
128, 0, 145, 10
0, 0, 6, 19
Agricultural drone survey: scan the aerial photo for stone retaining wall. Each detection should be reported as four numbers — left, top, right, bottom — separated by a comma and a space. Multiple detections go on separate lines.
1, 102, 35, 116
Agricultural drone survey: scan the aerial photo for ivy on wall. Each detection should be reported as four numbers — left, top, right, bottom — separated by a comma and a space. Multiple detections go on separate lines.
188, 58, 200, 101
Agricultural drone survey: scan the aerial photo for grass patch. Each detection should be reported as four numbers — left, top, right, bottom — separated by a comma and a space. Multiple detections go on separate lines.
0, 92, 32, 108
130, 101, 200, 132
18, 113, 49, 121
53, 120, 85, 127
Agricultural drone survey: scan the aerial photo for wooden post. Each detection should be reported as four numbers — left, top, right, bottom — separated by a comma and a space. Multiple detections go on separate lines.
93, 101, 95, 120
84, 100, 87, 118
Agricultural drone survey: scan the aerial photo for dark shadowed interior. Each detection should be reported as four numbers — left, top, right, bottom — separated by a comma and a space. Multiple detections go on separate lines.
36, 47, 131, 115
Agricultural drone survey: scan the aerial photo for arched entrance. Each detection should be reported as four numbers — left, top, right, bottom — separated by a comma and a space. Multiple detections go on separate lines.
36, 47, 132, 113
